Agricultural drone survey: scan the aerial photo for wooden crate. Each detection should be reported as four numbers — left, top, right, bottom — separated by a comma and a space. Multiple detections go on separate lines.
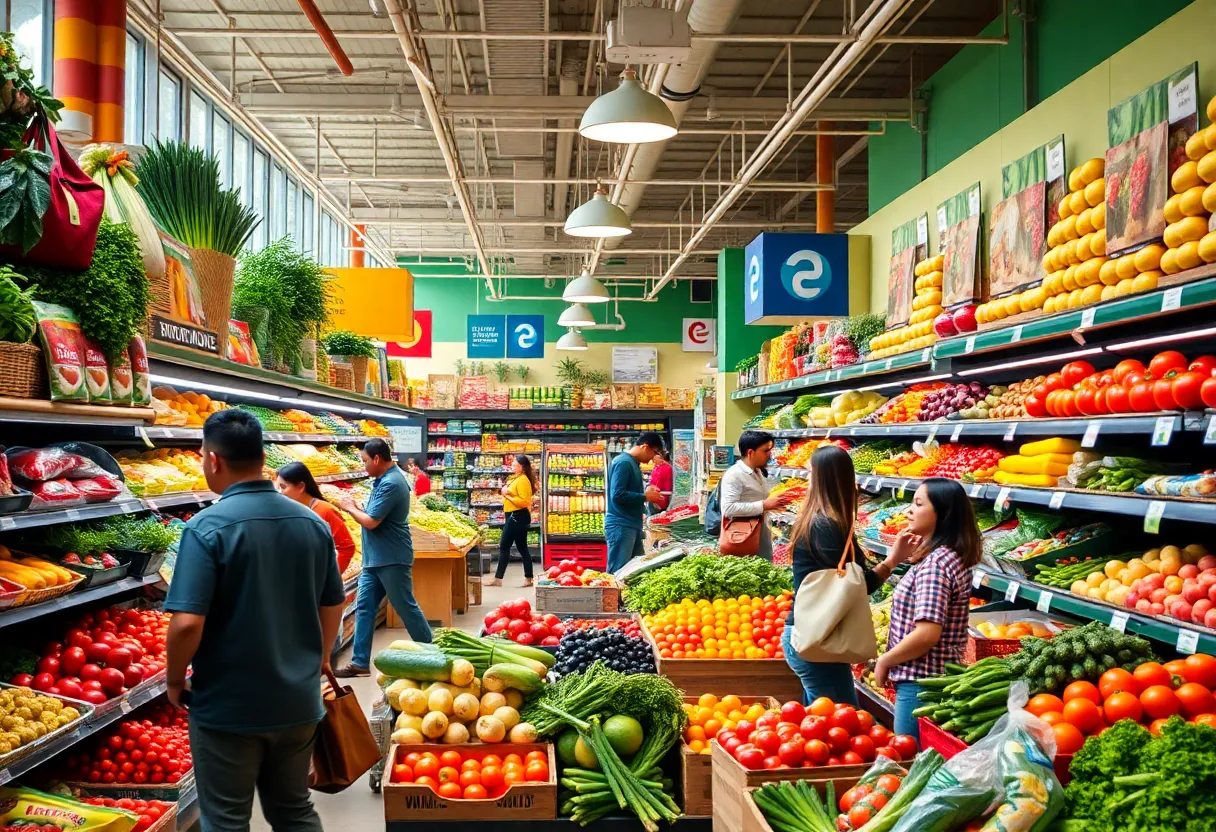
640, 620, 804, 700
738, 780, 861, 832
382, 743, 557, 821
534, 584, 620, 613
679, 696, 780, 818
711, 741, 869, 832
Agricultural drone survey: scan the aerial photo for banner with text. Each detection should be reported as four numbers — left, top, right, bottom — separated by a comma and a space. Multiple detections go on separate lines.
467, 315, 506, 358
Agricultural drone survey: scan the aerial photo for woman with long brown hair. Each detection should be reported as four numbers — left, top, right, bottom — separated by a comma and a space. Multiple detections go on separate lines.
782, 444, 910, 705
488, 454, 537, 587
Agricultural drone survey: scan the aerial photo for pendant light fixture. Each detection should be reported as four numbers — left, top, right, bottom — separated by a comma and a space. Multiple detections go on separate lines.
564, 186, 632, 238
556, 329, 589, 351
562, 269, 610, 304
579, 67, 678, 144
558, 303, 596, 328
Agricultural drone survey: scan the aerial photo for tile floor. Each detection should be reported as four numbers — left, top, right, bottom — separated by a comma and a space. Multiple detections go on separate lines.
248, 562, 538, 831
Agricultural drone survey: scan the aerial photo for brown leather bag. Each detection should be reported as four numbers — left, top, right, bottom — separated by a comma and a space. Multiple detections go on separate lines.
719, 516, 762, 555
309, 669, 382, 793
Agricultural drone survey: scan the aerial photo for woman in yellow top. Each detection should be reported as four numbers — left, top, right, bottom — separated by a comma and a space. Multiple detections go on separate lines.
488, 455, 538, 587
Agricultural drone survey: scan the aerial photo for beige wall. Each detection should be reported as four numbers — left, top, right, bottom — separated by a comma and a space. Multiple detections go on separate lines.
851, 0, 1216, 311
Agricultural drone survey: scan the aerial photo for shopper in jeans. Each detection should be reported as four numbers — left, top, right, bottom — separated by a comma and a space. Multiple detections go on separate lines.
783, 445, 909, 705
876, 478, 980, 740
487, 455, 536, 587
165, 409, 345, 832
336, 438, 433, 677
605, 432, 665, 573
720, 430, 796, 560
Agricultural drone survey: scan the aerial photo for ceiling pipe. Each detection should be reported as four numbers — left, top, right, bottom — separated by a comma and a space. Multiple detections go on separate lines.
320, 175, 833, 191
553, 75, 579, 220
294, 0, 354, 75
380, 0, 496, 298
353, 218, 827, 228
647, 0, 915, 299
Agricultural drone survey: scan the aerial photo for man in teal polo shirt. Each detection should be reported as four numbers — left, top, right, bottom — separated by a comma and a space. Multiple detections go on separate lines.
165, 409, 346, 832
335, 438, 432, 677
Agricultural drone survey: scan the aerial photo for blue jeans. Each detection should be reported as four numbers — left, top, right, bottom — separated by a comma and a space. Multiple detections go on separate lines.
893, 681, 926, 741
780, 625, 859, 707
352, 563, 432, 668
605, 523, 644, 573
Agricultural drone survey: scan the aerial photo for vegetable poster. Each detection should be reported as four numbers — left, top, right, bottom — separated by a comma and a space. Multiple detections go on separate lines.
937, 183, 983, 310
989, 136, 1064, 299
1105, 63, 1198, 256
886, 215, 925, 330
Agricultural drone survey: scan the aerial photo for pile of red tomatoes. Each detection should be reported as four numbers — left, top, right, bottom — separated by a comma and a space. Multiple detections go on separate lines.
1025, 353, 1216, 418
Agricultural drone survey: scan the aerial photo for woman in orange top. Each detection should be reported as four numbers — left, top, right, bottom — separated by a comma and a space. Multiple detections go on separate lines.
488, 455, 536, 587
275, 462, 357, 574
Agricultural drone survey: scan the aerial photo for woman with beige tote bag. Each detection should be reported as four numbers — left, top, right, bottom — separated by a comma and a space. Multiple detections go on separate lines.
782, 445, 911, 706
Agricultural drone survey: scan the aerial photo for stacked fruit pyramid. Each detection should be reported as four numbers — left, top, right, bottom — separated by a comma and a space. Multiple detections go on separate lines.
869, 253, 943, 359
1163, 96, 1216, 274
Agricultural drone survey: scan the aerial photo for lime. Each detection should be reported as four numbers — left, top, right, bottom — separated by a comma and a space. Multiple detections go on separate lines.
573, 736, 599, 770
602, 715, 644, 758
557, 728, 581, 767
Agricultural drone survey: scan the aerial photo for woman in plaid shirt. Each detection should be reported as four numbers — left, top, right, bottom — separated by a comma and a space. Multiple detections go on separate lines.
875, 479, 981, 741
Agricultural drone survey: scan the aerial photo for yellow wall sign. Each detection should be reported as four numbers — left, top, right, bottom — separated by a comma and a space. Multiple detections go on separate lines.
324, 267, 415, 342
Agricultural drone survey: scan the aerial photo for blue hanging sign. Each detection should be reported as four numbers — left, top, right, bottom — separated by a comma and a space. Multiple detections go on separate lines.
506, 314, 545, 358
743, 233, 850, 325
467, 314, 506, 358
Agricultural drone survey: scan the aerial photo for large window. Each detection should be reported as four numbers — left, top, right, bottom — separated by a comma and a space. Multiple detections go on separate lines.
303, 193, 314, 255
188, 91, 208, 150
11, 0, 47, 85
272, 166, 287, 239
157, 69, 181, 141
124, 32, 144, 145
212, 115, 231, 187
232, 131, 250, 206
252, 149, 268, 250
286, 177, 299, 245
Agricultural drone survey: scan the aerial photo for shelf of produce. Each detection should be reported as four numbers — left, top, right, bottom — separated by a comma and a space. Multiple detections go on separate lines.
975, 567, 1216, 654
0, 677, 168, 784
546, 534, 605, 542
732, 349, 932, 400
547, 489, 605, 495
385, 817, 711, 832
145, 426, 371, 443
0, 500, 146, 532
426, 432, 482, 438
852, 679, 894, 724
0, 399, 156, 426
0, 574, 163, 630
427, 449, 482, 454
771, 413, 1186, 440
315, 472, 368, 483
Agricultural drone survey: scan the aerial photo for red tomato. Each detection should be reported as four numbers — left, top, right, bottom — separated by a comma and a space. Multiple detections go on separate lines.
1174, 682, 1216, 718
841, 751, 864, 765
828, 706, 861, 736
1113, 359, 1146, 383
875, 746, 898, 762
855, 710, 873, 735
826, 727, 851, 754
847, 735, 876, 762
1171, 371, 1209, 409
1061, 360, 1096, 386
1105, 383, 1131, 413
1128, 381, 1156, 412
779, 701, 806, 725
1153, 377, 1180, 410
755, 713, 781, 732
839, 784, 871, 813
1043, 373, 1067, 392
803, 739, 830, 765
1024, 393, 1048, 418
848, 803, 874, 829
1074, 386, 1099, 416
736, 748, 764, 770
1134, 662, 1173, 690
1057, 389, 1079, 417
777, 741, 805, 767
1093, 386, 1112, 414
762, 756, 782, 770
1149, 351, 1188, 379
1183, 654, 1216, 688
868, 725, 893, 747
752, 729, 780, 756
1188, 355, 1216, 376
1140, 685, 1181, 720
1203, 377, 1216, 409
798, 715, 828, 743
890, 734, 919, 759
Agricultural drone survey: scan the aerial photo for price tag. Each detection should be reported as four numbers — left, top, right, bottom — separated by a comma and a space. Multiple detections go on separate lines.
1046, 141, 1065, 181
0, 517, 14, 531
137, 426, 154, 449
1037, 592, 1054, 613
65, 509, 81, 521
969, 483, 985, 498
1177, 629, 1200, 654
1082, 422, 1101, 448
0, 767, 11, 785
1110, 611, 1130, 633
1080, 308, 1096, 328
937, 205, 948, 231
964, 336, 976, 354
1206, 417, 1216, 444
1169, 71, 1197, 125
916, 215, 929, 245
122, 502, 140, 514
1161, 286, 1183, 312
995, 487, 1012, 510
972, 570, 985, 589
1152, 416, 1175, 447
120, 697, 134, 714
921, 348, 931, 362
927, 425, 939, 443
1005, 582, 1020, 602
884, 359, 893, 371
1010, 325, 1024, 344
825, 429, 833, 439
1049, 491, 1067, 510
968, 187, 981, 217
951, 424, 964, 442
895, 482, 908, 500
1144, 500, 1167, 534
1004, 422, 1018, 442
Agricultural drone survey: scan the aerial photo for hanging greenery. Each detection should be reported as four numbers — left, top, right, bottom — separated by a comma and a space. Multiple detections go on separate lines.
232, 238, 331, 371
514, 364, 530, 382
0, 265, 35, 343
322, 330, 377, 358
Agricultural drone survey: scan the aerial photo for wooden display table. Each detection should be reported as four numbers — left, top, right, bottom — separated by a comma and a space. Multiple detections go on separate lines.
386, 539, 473, 628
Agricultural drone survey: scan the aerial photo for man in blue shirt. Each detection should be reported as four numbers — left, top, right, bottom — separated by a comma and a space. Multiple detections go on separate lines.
605, 431, 664, 573
165, 409, 346, 832
335, 438, 432, 677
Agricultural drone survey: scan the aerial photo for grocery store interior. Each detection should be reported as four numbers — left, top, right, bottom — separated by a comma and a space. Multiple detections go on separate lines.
3, 0, 1216, 830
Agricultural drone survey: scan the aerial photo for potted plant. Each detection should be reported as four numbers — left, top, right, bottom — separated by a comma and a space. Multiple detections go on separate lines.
323, 330, 378, 392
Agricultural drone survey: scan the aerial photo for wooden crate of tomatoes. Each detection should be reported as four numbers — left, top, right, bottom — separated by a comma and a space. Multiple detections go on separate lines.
382, 743, 556, 820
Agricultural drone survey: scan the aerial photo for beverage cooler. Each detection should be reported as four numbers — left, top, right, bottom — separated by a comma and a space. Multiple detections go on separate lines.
541, 443, 608, 570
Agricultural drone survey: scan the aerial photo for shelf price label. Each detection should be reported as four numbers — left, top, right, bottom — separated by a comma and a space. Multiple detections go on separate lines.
1144, 500, 1167, 534
1010, 325, 1024, 344
921, 348, 931, 362
1004, 422, 1018, 442
0, 517, 14, 531
884, 359, 893, 370
1081, 422, 1101, 448
995, 487, 1012, 510
895, 481, 908, 499
969, 483, 985, 498
1036, 592, 1053, 613
65, 509, 82, 522
1080, 308, 1096, 329
137, 426, 153, 449
964, 336, 976, 354
1152, 416, 1175, 447
951, 424, 964, 442
1005, 583, 1020, 603
0, 767, 11, 785
972, 570, 985, 589
120, 696, 134, 714
1109, 611, 1130, 633
1161, 286, 1184, 312
1206, 417, 1216, 444
927, 425, 939, 443
1177, 629, 1200, 654
1049, 491, 1066, 510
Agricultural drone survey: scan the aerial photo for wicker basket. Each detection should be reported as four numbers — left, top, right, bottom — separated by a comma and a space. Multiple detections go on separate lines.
351, 355, 370, 393
332, 364, 355, 391
0, 342, 47, 399
190, 247, 236, 332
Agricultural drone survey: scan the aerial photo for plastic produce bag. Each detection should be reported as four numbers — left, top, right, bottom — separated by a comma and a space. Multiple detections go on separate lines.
30, 478, 85, 508
7, 447, 104, 483
837, 754, 910, 829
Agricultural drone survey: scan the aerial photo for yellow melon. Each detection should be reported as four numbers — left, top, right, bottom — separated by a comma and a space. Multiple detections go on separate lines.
1131, 272, 1160, 293
1075, 207, 1094, 235
1090, 228, 1107, 257
1160, 247, 1181, 275
1115, 253, 1140, 280
1204, 181, 1216, 214
1172, 160, 1201, 193
1068, 166, 1085, 193
1180, 185, 1208, 217
1175, 239, 1202, 272
1068, 288, 1084, 308
1163, 216, 1208, 249
1080, 158, 1104, 185
1164, 193, 1186, 224
1069, 190, 1089, 217
1187, 127, 1211, 161
931, 255, 945, 271
1080, 284, 1103, 306
1075, 234, 1095, 262
1133, 243, 1166, 273
1199, 149, 1216, 185
1099, 258, 1121, 286
1062, 265, 1079, 291
1084, 177, 1104, 208
1043, 295, 1057, 315
1091, 201, 1106, 230
1100, 284, 1118, 301
1200, 231, 1216, 264
1114, 278, 1137, 297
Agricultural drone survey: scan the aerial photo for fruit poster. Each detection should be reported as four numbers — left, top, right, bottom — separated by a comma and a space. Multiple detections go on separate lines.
886, 215, 925, 330
989, 136, 1064, 299
1105, 63, 1199, 256
937, 183, 983, 310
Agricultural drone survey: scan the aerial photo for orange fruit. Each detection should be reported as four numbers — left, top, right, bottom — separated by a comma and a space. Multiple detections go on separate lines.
480, 765, 503, 789
438, 782, 463, 799
481, 754, 502, 769
1027, 693, 1065, 717
463, 784, 488, 799
440, 750, 462, 769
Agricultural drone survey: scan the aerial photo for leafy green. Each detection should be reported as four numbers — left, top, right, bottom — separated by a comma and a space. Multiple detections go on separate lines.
844, 313, 886, 352
22, 221, 151, 359
322, 329, 377, 358
0, 645, 39, 679
520, 661, 686, 738
622, 554, 793, 613
104, 515, 181, 553
39, 523, 122, 556
0, 265, 35, 342
232, 238, 332, 370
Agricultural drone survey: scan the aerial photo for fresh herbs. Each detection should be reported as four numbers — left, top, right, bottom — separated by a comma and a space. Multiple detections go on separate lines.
0, 265, 35, 342
521, 661, 686, 737
322, 330, 377, 359
22, 220, 151, 359
39, 523, 122, 556
232, 238, 331, 370
735, 355, 759, 373
134, 140, 259, 256
36, 515, 180, 556
622, 554, 794, 614
107, 515, 180, 553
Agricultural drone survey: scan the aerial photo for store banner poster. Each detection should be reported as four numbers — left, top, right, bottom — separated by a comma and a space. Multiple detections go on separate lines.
681, 318, 715, 352
150, 234, 220, 354
467, 315, 506, 358
743, 232, 849, 325
612, 346, 658, 383
506, 314, 545, 359
324, 267, 415, 342
386, 310, 433, 358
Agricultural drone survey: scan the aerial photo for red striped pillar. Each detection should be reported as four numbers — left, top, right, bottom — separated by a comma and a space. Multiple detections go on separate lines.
350, 224, 366, 268
52, 0, 98, 141
94, 0, 126, 143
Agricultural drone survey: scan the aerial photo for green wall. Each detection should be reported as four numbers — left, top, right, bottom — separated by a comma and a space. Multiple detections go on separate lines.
716, 248, 785, 368
868, 0, 1195, 213
403, 259, 716, 343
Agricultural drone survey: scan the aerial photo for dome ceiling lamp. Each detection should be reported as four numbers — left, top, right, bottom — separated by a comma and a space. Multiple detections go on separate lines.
562, 269, 611, 304
579, 67, 678, 144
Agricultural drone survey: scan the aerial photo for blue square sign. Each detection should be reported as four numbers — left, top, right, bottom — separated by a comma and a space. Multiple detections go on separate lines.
506, 314, 545, 358
467, 314, 506, 358
743, 233, 850, 324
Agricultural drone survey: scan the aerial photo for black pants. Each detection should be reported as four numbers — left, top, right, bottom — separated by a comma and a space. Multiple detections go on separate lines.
496, 508, 533, 579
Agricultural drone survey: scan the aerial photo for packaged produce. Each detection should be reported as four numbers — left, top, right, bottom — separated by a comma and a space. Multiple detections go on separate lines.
74, 475, 124, 503
30, 478, 86, 508
0, 787, 137, 832
78, 797, 174, 832
7, 447, 104, 483
835, 754, 909, 829
109, 347, 134, 406
32, 300, 88, 402
83, 336, 114, 404
1135, 470, 1216, 498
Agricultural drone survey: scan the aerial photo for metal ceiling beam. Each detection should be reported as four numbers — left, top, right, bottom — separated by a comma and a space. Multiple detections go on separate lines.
349, 216, 827, 229
321, 174, 832, 191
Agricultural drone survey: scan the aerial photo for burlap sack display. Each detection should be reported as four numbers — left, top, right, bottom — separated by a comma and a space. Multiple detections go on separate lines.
189, 248, 236, 336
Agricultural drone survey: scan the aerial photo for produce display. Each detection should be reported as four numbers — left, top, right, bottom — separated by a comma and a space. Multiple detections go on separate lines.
60, 703, 192, 785
554, 625, 655, 676
79, 797, 176, 832
544, 448, 606, 542
681, 694, 769, 755
389, 746, 551, 797
540, 560, 617, 588
482, 598, 565, 647
0, 687, 85, 756
1074, 543, 1216, 627
642, 591, 793, 660
869, 253, 947, 358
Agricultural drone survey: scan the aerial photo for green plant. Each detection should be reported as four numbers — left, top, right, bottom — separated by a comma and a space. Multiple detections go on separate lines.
583, 369, 610, 386
556, 357, 586, 386
322, 329, 377, 358
515, 364, 530, 382
134, 139, 259, 256
470, 360, 484, 377
0, 265, 35, 343
22, 221, 151, 359
493, 361, 510, 382
232, 238, 332, 370
454, 358, 466, 376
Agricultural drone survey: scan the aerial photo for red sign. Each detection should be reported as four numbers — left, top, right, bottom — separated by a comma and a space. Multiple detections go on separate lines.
387, 310, 432, 357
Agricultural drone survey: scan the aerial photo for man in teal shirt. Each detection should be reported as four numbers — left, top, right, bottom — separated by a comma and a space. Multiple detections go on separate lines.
165, 409, 346, 832
605, 431, 664, 572
336, 438, 432, 677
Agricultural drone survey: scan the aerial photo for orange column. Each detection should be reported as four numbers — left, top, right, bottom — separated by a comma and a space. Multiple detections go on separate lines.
52, 0, 98, 141
350, 224, 366, 268
816, 123, 835, 234
94, 0, 126, 143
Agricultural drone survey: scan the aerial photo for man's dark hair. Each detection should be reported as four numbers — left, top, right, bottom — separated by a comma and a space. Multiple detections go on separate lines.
738, 429, 774, 456
406, 457, 419, 468
634, 431, 665, 452
202, 409, 265, 469
364, 438, 394, 462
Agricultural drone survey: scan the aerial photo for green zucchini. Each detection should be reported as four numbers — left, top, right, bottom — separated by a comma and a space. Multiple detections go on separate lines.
372, 647, 453, 681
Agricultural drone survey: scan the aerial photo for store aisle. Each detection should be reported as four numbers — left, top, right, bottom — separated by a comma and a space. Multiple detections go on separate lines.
247, 561, 537, 832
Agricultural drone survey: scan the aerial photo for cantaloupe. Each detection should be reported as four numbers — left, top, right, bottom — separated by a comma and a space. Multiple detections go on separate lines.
1091, 201, 1106, 230
1099, 259, 1121, 286
1115, 253, 1140, 280
1084, 177, 1105, 207
1164, 193, 1186, 224
1199, 231, 1216, 264
1198, 150, 1216, 184
1172, 160, 1201, 193
1163, 216, 1207, 249
1187, 128, 1211, 161
1080, 158, 1105, 185
1133, 243, 1166, 273
1160, 247, 1181, 275
1175, 239, 1203, 272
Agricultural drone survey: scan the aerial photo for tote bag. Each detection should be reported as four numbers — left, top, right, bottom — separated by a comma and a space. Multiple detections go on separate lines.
309, 669, 383, 793
719, 516, 761, 555
790, 530, 878, 663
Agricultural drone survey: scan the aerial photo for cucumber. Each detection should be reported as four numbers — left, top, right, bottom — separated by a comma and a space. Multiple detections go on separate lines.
373, 647, 453, 681
497, 639, 556, 668
482, 662, 543, 694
